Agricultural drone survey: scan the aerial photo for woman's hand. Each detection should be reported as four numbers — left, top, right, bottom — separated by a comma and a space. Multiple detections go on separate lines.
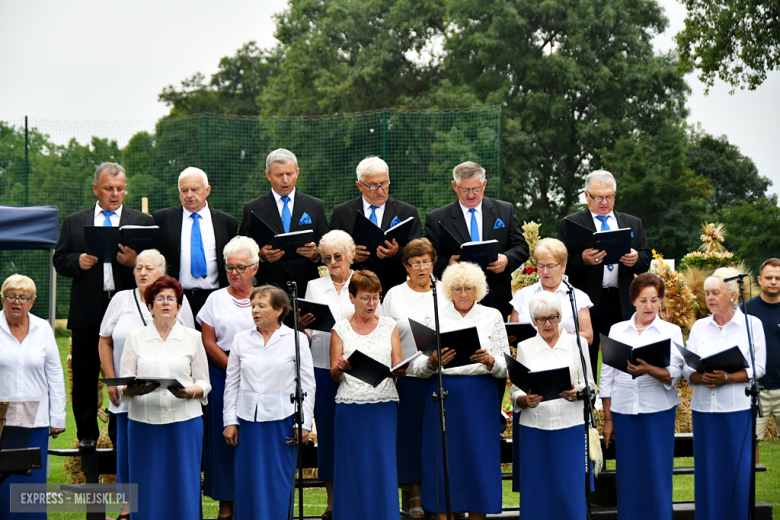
298, 310, 316, 329
169, 386, 196, 399
223, 425, 238, 446
49, 427, 65, 439
123, 381, 159, 397
603, 418, 615, 449
523, 393, 543, 409
626, 358, 654, 377
702, 370, 729, 387
293, 429, 311, 445
336, 355, 352, 372
560, 383, 578, 402
470, 348, 494, 370
108, 386, 121, 407
428, 347, 455, 369
391, 367, 407, 378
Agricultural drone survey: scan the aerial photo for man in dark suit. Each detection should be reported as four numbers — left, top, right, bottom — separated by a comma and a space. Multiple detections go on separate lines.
557, 170, 652, 379
425, 161, 529, 319
53, 162, 154, 447
239, 148, 329, 297
329, 156, 422, 294
152, 167, 237, 319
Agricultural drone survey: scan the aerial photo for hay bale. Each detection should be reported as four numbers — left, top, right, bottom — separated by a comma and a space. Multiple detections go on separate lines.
63, 423, 116, 484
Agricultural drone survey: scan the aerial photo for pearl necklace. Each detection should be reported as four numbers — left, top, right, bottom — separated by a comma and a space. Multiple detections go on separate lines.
332, 271, 353, 287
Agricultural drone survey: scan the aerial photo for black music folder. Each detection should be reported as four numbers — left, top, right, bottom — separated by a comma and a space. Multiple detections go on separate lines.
600, 334, 671, 378
505, 323, 537, 347
408, 318, 481, 368
504, 353, 572, 402
249, 212, 315, 258
353, 213, 415, 253
99, 377, 185, 389
297, 298, 337, 332
564, 218, 632, 265
345, 351, 422, 387
437, 222, 500, 268
84, 225, 161, 262
674, 344, 749, 374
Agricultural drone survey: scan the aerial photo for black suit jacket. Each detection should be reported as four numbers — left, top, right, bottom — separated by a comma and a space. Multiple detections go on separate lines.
151, 205, 237, 288
329, 196, 422, 294
53, 206, 155, 329
239, 190, 329, 295
557, 209, 652, 320
424, 198, 529, 319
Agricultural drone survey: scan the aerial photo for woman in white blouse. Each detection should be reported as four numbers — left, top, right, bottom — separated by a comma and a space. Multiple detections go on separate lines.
684, 267, 766, 520
197, 236, 259, 519
510, 291, 594, 520
412, 262, 510, 520
601, 273, 685, 520
120, 276, 210, 520
223, 285, 316, 520
330, 270, 404, 520
0, 274, 66, 520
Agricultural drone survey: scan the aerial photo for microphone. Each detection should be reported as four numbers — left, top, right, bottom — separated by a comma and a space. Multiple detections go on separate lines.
724, 273, 750, 283
561, 275, 574, 290
430, 274, 437, 284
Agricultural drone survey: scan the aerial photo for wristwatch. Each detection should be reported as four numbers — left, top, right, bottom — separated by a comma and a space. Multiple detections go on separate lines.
724, 373, 729, 381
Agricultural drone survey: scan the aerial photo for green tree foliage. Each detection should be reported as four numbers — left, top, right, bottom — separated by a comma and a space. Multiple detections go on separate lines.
676, 0, 780, 92
718, 196, 780, 270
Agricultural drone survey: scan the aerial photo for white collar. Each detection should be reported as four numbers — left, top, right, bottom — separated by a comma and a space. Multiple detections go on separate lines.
272, 188, 297, 203
182, 202, 210, 219
95, 202, 123, 219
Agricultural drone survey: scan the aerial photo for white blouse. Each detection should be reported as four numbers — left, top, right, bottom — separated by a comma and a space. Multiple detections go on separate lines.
684, 308, 766, 413
0, 311, 67, 429
382, 282, 444, 363
333, 316, 399, 404
509, 281, 593, 334
99, 288, 195, 414
223, 324, 316, 430
412, 302, 509, 378
600, 314, 685, 415
510, 331, 595, 431
197, 288, 255, 351
304, 273, 356, 369
120, 322, 211, 424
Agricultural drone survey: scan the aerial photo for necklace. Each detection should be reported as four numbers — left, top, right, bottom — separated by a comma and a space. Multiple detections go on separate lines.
636, 326, 648, 331
332, 270, 353, 287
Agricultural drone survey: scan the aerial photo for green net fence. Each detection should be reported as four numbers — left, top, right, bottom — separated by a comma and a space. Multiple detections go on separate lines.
0, 107, 502, 321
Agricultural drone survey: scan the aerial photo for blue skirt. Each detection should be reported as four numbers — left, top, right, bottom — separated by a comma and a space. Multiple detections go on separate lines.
396, 376, 428, 485
313, 367, 339, 481
203, 358, 235, 501
333, 401, 399, 520
692, 410, 752, 520
612, 407, 676, 520
421, 375, 502, 514
128, 417, 203, 520
0, 426, 48, 520
116, 412, 129, 485
511, 410, 520, 492
234, 416, 295, 520
518, 423, 586, 520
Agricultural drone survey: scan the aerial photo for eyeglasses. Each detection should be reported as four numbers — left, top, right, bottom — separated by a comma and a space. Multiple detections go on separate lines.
323, 254, 344, 264
358, 295, 381, 303
410, 262, 433, 270
225, 264, 256, 273
456, 185, 484, 195
537, 263, 561, 271
359, 180, 391, 191
452, 286, 475, 293
587, 192, 616, 203
3, 294, 32, 303
154, 296, 178, 304
533, 315, 560, 324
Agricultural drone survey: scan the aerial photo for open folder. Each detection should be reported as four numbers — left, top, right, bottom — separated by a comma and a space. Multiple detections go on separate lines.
563, 218, 631, 265
600, 334, 671, 378
674, 344, 749, 374
297, 298, 337, 332
99, 377, 185, 389
504, 354, 572, 402
353, 213, 415, 253
249, 212, 315, 259
345, 351, 422, 387
437, 222, 500, 268
505, 323, 537, 347
84, 225, 162, 262
408, 318, 481, 368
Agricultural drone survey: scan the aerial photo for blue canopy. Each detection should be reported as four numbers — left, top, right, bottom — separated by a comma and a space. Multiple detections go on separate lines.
0, 205, 59, 250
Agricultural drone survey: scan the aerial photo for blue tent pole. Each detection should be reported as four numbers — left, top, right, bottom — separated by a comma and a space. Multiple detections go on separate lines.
49, 249, 56, 331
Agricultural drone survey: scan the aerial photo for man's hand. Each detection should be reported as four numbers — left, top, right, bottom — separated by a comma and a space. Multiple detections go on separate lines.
377, 239, 399, 259
297, 242, 319, 260
620, 248, 639, 268
108, 386, 121, 407
486, 253, 508, 273
116, 244, 137, 267
448, 254, 461, 266
79, 254, 99, 270
260, 244, 285, 263
354, 245, 371, 263
582, 248, 607, 266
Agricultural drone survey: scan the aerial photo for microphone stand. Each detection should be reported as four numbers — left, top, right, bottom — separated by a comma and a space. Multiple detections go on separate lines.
430, 274, 453, 520
563, 278, 595, 520
287, 281, 307, 520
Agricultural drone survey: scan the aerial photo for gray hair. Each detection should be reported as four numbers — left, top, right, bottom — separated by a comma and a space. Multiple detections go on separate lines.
704, 267, 740, 307
440, 262, 488, 303
318, 230, 356, 264
177, 167, 209, 190
94, 162, 126, 184
356, 156, 389, 182
223, 236, 260, 265
266, 148, 298, 172
135, 249, 167, 275
528, 291, 563, 320
452, 161, 486, 184
584, 170, 617, 192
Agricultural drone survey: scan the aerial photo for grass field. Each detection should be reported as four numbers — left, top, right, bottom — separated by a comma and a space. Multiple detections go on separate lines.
45, 337, 779, 519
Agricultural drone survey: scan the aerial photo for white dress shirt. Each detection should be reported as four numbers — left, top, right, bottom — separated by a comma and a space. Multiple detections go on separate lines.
382, 281, 443, 362
120, 322, 211, 424
0, 311, 67, 429
223, 324, 316, 430
600, 314, 685, 415
510, 331, 595, 431
94, 202, 123, 291
684, 308, 766, 413
459, 202, 483, 241
509, 281, 593, 334
197, 288, 255, 351
304, 273, 356, 369
362, 197, 386, 228
590, 210, 618, 288
179, 203, 219, 290
272, 187, 296, 219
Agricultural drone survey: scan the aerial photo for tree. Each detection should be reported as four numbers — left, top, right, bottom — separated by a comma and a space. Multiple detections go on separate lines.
718, 196, 780, 270
676, 0, 780, 92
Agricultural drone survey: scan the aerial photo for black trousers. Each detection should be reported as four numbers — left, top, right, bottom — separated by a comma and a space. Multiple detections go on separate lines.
589, 287, 623, 384
71, 326, 103, 442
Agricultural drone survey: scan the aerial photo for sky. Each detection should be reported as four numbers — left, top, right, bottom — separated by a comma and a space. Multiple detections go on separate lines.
0, 0, 778, 194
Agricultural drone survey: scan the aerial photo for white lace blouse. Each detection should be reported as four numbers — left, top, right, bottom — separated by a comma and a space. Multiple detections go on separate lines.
333, 316, 399, 404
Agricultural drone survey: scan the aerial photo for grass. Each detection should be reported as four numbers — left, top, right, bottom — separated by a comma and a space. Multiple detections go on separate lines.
44, 338, 779, 519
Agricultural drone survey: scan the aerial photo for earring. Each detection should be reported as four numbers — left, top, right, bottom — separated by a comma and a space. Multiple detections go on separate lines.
730, 298, 734, 302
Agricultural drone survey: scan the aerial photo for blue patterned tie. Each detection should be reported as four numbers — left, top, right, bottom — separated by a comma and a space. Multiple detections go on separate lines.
469, 209, 480, 242
190, 214, 208, 279
595, 216, 614, 271
369, 205, 379, 226
101, 210, 115, 227
281, 196, 291, 233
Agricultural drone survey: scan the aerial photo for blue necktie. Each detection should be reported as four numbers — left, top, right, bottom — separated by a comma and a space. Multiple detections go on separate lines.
369, 205, 379, 226
101, 210, 115, 227
281, 196, 291, 233
190, 214, 208, 279
469, 209, 480, 242
595, 216, 614, 271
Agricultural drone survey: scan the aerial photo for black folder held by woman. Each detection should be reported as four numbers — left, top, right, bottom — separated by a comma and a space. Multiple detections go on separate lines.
674, 344, 749, 374
504, 353, 572, 402
599, 334, 671, 379
408, 318, 480, 368
344, 350, 422, 387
